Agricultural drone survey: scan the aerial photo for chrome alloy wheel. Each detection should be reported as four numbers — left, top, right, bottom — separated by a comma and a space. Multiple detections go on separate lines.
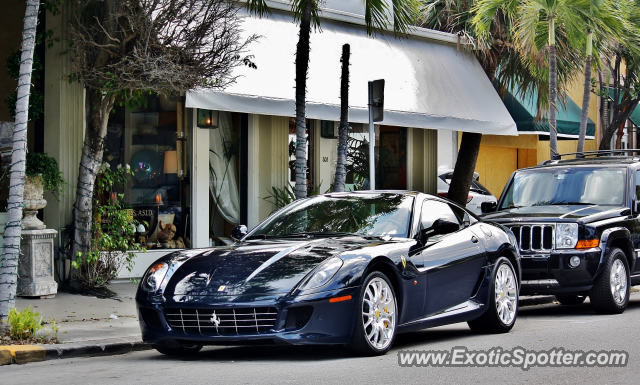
362, 277, 396, 350
494, 263, 517, 326
610, 259, 628, 305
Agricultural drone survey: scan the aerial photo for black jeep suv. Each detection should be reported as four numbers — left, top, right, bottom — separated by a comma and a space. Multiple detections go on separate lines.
481, 151, 640, 314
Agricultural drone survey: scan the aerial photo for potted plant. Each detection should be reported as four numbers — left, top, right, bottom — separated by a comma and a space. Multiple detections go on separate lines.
23, 152, 66, 229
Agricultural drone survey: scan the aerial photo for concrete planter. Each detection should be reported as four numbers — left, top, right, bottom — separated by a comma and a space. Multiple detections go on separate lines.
23, 175, 47, 230
16, 175, 58, 298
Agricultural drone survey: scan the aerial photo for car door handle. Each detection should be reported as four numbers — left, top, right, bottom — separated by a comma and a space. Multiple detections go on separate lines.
471, 236, 479, 244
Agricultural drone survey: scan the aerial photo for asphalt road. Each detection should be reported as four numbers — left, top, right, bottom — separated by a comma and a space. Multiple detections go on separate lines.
5, 294, 640, 384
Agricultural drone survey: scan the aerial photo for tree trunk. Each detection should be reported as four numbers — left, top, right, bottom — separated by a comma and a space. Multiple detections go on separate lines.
549, 44, 559, 158
577, 54, 592, 154
615, 122, 625, 149
448, 132, 482, 207
69, 91, 115, 288
293, 1, 313, 200
333, 44, 350, 193
0, 0, 39, 328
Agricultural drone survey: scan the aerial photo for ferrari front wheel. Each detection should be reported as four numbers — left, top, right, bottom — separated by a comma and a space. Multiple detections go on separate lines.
468, 257, 518, 334
347, 271, 397, 356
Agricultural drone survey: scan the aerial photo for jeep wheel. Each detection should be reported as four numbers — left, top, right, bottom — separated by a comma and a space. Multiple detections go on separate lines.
555, 294, 586, 305
589, 247, 629, 314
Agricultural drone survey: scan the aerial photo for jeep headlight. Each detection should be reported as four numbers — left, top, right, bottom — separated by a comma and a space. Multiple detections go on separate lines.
555, 223, 578, 249
301, 257, 343, 290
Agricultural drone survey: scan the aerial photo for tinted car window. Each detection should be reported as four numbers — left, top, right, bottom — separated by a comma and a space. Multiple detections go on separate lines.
636, 170, 640, 200
252, 194, 414, 238
421, 200, 460, 230
501, 167, 626, 208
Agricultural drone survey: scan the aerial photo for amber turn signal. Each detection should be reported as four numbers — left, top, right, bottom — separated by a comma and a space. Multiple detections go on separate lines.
329, 295, 352, 303
576, 239, 599, 249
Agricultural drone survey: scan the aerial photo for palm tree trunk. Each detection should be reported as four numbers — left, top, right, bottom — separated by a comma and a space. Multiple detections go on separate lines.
0, 0, 39, 328
69, 91, 115, 288
333, 44, 350, 193
577, 33, 593, 154
549, 44, 559, 158
448, 132, 482, 206
293, 0, 313, 199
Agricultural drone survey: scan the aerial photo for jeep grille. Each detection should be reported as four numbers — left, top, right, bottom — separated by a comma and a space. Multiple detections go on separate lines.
509, 224, 554, 252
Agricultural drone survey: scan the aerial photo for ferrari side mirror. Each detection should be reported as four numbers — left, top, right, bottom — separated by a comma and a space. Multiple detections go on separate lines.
481, 201, 497, 214
230, 225, 248, 241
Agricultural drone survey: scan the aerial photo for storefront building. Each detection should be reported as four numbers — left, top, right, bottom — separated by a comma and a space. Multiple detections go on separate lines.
34, 0, 517, 279
475, 80, 600, 197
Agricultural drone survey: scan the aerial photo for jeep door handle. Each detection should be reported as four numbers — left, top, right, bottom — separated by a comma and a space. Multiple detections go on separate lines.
471, 236, 479, 244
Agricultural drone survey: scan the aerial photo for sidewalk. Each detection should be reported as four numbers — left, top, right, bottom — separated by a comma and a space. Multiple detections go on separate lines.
1, 281, 150, 365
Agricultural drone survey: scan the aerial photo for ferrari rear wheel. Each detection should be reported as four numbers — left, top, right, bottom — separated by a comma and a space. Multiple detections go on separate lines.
154, 343, 203, 356
468, 257, 518, 334
347, 271, 397, 356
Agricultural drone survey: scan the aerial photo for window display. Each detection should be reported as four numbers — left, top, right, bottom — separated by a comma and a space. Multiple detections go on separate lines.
103, 97, 191, 250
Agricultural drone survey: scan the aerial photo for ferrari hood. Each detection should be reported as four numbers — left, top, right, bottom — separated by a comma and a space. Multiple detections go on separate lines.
165, 237, 375, 297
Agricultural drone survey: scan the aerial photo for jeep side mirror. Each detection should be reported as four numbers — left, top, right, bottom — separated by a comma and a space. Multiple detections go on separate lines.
230, 225, 248, 241
481, 201, 497, 214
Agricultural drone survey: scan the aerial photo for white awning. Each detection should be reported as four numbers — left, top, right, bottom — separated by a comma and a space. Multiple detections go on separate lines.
186, 8, 518, 136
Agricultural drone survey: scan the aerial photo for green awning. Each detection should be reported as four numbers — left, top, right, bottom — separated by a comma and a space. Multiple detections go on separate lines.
608, 88, 640, 126
501, 85, 595, 138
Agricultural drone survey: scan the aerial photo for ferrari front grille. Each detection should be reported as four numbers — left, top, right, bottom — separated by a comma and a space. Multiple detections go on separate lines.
510, 224, 554, 252
164, 307, 278, 335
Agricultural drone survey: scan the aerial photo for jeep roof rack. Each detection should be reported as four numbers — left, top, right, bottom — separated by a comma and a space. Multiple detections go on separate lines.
550, 149, 640, 160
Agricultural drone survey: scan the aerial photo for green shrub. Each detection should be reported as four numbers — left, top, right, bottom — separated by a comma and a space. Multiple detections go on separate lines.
8, 306, 44, 340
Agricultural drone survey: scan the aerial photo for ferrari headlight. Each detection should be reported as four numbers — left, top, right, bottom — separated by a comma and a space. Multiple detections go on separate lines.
301, 257, 343, 290
142, 262, 169, 292
555, 223, 578, 249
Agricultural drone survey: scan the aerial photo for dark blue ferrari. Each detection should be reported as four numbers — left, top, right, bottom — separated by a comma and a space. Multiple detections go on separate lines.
136, 191, 521, 356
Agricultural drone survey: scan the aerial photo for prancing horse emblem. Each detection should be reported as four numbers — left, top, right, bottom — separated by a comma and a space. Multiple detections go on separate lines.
210, 312, 221, 326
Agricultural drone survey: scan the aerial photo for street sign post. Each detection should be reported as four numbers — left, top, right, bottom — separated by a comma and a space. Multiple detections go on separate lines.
368, 79, 384, 190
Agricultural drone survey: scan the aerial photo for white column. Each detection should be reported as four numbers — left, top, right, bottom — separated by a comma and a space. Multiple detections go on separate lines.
190, 109, 209, 248
43, 7, 85, 233
247, 114, 260, 230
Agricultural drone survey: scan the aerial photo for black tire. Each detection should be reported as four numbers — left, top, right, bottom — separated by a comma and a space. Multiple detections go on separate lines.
347, 271, 398, 356
468, 257, 519, 334
589, 247, 630, 314
154, 343, 203, 356
555, 294, 587, 305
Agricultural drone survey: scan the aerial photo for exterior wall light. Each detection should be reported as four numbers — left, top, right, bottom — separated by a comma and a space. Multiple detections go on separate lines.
197, 109, 219, 128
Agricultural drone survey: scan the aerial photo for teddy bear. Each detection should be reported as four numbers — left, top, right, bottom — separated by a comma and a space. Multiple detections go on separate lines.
157, 221, 186, 249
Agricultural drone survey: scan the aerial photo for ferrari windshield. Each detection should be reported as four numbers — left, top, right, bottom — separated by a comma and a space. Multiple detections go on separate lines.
500, 167, 626, 209
250, 194, 414, 238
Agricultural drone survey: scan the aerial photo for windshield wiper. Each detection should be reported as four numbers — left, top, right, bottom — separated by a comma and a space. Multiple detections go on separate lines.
245, 233, 316, 240
549, 202, 597, 206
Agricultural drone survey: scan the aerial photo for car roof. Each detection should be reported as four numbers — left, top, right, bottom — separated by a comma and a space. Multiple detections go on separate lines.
528, 156, 640, 170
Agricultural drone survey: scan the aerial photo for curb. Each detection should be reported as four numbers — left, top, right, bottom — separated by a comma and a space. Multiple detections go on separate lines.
1, 340, 151, 365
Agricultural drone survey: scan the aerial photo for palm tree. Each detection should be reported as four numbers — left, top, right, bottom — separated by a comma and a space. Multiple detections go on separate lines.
511, 0, 592, 158
334, 44, 351, 193
420, 0, 583, 206
573, 0, 626, 153
0, 0, 39, 330
247, 0, 420, 199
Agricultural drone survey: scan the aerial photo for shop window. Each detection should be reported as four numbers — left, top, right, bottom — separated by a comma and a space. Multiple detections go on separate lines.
346, 124, 406, 190
103, 96, 191, 250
